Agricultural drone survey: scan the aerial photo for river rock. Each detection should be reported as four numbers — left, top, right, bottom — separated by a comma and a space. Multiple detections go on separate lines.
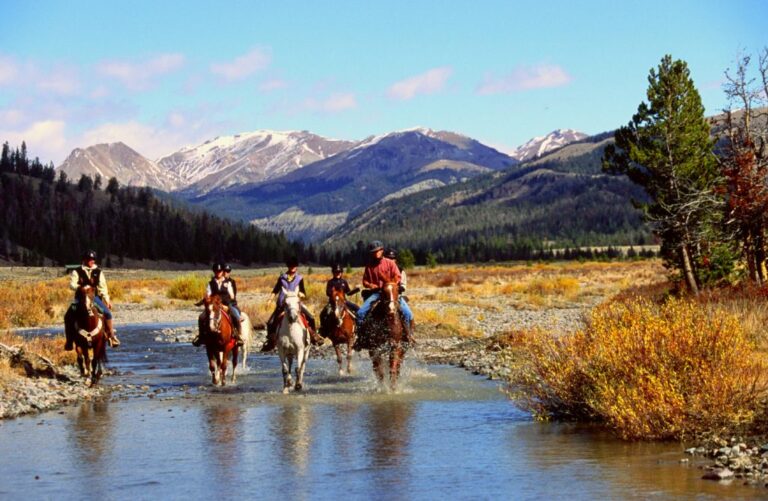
702, 468, 735, 480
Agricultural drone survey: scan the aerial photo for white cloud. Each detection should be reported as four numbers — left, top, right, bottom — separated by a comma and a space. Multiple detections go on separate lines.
0, 55, 20, 85
387, 66, 453, 100
0, 120, 68, 164
211, 47, 271, 81
96, 53, 185, 90
78, 121, 191, 159
259, 77, 288, 92
477, 64, 572, 94
301, 92, 357, 114
36, 65, 81, 95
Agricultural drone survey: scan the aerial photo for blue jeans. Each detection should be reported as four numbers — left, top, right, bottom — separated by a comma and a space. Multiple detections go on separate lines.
227, 304, 241, 326
92, 295, 113, 320
356, 292, 413, 326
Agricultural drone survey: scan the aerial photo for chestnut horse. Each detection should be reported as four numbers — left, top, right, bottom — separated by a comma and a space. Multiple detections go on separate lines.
201, 294, 239, 385
360, 281, 407, 390
326, 286, 356, 375
72, 286, 108, 387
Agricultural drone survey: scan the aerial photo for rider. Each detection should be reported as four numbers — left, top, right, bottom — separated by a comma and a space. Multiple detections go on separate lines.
356, 241, 414, 344
261, 256, 323, 352
193, 263, 244, 347
384, 248, 407, 294
64, 250, 120, 350
318, 263, 360, 338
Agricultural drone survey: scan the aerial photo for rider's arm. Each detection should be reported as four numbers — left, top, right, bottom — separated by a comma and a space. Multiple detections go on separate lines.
298, 279, 306, 299
69, 269, 80, 291
97, 271, 111, 307
362, 266, 377, 289
205, 282, 213, 297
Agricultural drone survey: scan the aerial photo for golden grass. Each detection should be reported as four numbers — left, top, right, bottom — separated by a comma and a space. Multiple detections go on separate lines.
0, 330, 76, 367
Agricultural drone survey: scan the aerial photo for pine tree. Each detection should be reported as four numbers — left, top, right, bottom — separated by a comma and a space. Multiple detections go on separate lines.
603, 55, 720, 294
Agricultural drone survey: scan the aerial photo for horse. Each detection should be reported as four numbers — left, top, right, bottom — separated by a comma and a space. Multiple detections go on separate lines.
201, 294, 239, 385
360, 281, 407, 390
71, 286, 108, 387
325, 286, 356, 375
277, 289, 310, 394
238, 311, 254, 371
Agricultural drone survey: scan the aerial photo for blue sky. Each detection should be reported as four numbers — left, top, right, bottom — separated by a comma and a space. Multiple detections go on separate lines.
1, 0, 766, 164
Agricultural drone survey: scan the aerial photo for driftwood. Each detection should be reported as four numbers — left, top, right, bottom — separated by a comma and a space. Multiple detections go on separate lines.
0, 343, 72, 382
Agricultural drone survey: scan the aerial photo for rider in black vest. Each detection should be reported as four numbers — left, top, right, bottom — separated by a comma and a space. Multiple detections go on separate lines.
319, 263, 360, 338
193, 263, 244, 347
64, 250, 120, 350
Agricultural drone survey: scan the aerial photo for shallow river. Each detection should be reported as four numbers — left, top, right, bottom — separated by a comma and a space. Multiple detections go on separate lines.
0, 325, 763, 499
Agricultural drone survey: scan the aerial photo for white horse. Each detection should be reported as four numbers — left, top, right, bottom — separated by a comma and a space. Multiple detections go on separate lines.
277, 289, 310, 394
238, 311, 254, 371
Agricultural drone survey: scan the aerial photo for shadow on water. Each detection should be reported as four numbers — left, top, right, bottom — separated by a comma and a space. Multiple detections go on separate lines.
1, 324, 766, 499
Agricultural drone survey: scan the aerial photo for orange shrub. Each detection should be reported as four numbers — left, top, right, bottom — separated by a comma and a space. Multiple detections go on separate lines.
506, 297, 767, 440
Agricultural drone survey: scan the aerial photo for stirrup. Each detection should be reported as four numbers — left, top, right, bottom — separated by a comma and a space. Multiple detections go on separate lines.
108, 335, 121, 347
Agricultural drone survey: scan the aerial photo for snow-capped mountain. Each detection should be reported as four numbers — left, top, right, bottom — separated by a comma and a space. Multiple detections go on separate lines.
157, 130, 357, 195
57, 142, 178, 190
510, 129, 588, 162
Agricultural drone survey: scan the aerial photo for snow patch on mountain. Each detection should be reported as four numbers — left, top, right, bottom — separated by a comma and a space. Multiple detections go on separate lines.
511, 129, 588, 162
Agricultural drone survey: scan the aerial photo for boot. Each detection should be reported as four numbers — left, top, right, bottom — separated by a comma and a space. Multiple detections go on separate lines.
104, 318, 120, 347
234, 323, 244, 347
193, 315, 205, 347
261, 323, 277, 352
405, 319, 416, 345
309, 325, 324, 346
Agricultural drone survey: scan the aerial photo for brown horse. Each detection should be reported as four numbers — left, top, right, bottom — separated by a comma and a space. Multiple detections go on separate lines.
72, 286, 108, 387
326, 286, 356, 375
361, 281, 407, 390
201, 294, 239, 385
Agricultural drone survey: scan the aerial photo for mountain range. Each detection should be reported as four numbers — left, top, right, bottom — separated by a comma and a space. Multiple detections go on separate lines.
58, 127, 608, 243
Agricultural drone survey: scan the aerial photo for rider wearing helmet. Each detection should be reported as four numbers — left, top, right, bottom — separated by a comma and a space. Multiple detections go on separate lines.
193, 262, 244, 347
318, 263, 360, 338
64, 250, 120, 350
356, 241, 414, 346
261, 256, 323, 352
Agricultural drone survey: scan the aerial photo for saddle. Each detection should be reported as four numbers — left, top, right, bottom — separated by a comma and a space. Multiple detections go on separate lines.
275, 310, 310, 329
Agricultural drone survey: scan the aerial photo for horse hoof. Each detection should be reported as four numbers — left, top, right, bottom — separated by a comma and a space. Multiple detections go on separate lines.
85, 378, 92, 387
294, 383, 303, 391
282, 387, 290, 394
338, 369, 344, 376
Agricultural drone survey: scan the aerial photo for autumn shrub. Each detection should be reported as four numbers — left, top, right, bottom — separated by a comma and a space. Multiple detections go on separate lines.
166, 274, 208, 300
0, 330, 76, 367
506, 297, 767, 440
0, 280, 71, 328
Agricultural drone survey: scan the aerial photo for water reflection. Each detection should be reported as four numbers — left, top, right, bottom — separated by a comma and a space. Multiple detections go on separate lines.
202, 403, 246, 481
270, 402, 314, 475
64, 400, 115, 499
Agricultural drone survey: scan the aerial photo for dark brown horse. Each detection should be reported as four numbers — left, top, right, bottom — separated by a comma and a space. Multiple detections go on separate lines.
361, 281, 407, 390
326, 286, 356, 375
72, 286, 108, 387
201, 294, 239, 385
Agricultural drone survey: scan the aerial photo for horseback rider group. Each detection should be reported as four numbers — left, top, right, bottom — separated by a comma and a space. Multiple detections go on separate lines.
66, 239, 414, 355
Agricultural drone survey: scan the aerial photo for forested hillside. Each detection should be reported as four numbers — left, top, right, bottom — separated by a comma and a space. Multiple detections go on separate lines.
0, 142, 304, 266
321, 133, 654, 264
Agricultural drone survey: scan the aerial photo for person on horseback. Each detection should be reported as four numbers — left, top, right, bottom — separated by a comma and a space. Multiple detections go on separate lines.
193, 262, 244, 347
318, 263, 360, 338
356, 241, 415, 344
261, 256, 324, 352
64, 250, 120, 350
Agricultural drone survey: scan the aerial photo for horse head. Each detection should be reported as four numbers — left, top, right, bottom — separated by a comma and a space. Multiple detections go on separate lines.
332, 287, 347, 326
206, 294, 223, 333
380, 281, 400, 316
282, 288, 301, 323
75, 286, 97, 317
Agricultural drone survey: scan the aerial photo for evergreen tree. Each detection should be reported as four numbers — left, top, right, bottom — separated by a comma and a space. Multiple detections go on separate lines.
603, 55, 720, 295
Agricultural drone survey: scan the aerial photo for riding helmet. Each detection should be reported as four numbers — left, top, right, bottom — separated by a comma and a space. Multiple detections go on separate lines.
82, 249, 97, 261
212, 262, 224, 273
331, 263, 343, 273
384, 248, 397, 260
224, 263, 232, 273
367, 240, 384, 253
286, 256, 299, 268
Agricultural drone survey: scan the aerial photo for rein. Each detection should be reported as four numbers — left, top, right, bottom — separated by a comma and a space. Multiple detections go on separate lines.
77, 317, 103, 345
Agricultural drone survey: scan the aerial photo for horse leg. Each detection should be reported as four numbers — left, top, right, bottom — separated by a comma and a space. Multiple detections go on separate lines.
281, 354, 292, 394
76, 348, 85, 376
83, 349, 92, 387
371, 352, 385, 384
295, 347, 306, 391
334, 343, 344, 375
390, 345, 405, 391
346, 340, 354, 375
219, 351, 227, 386
208, 353, 218, 385
231, 346, 239, 384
